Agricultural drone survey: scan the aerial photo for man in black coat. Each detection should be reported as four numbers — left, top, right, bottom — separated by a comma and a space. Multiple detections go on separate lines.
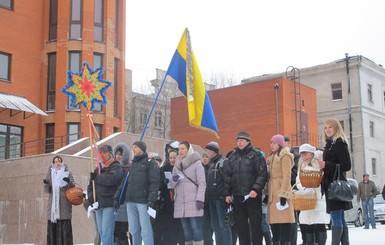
223, 131, 268, 245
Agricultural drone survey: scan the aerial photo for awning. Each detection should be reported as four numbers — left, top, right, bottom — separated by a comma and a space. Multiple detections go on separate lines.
0, 93, 47, 118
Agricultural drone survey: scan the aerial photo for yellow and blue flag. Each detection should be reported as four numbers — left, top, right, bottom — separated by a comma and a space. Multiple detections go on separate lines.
165, 28, 219, 138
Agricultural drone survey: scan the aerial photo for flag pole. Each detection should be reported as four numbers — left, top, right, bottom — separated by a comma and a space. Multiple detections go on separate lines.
139, 74, 168, 140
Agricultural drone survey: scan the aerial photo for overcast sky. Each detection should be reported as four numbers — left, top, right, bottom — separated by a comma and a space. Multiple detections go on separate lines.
125, 0, 385, 91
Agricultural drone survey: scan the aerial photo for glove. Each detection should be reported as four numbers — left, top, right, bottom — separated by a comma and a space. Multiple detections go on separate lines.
63, 177, 70, 183
43, 179, 49, 185
196, 201, 205, 210
172, 174, 180, 182
148, 201, 155, 209
90, 172, 96, 181
262, 195, 268, 205
280, 197, 287, 206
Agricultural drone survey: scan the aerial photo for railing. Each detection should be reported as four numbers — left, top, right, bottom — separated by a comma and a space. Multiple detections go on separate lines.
0, 132, 83, 160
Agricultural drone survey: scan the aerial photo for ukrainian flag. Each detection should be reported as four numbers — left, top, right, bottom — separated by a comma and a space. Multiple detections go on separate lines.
165, 28, 219, 138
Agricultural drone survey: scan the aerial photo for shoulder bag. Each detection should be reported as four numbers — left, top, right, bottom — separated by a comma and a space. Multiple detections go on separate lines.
327, 164, 353, 202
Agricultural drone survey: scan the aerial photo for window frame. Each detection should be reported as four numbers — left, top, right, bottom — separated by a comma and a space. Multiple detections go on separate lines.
67, 123, 80, 144
69, 0, 83, 40
48, 0, 58, 41
369, 121, 374, 138
331, 82, 342, 100
372, 158, 377, 176
154, 110, 163, 129
0, 51, 11, 81
367, 84, 373, 102
0, 123, 23, 160
68, 51, 81, 110
47, 53, 56, 111
92, 53, 104, 112
94, 0, 104, 42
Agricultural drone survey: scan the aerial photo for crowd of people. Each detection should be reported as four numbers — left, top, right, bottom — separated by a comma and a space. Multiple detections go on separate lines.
44, 118, 380, 245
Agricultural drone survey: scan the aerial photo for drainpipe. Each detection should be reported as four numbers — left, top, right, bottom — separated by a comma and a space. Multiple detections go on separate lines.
345, 53, 355, 179
274, 83, 280, 134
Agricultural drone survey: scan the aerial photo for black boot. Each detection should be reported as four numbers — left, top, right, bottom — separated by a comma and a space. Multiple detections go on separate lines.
317, 231, 327, 245
304, 232, 314, 245
331, 227, 343, 245
263, 232, 273, 245
341, 224, 350, 245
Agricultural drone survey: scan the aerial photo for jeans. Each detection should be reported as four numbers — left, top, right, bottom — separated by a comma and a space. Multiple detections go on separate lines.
209, 199, 233, 245
362, 198, 376, 228
203, 205, 214, 245
180, 216, 203, 241
330, 209, 346, 228
95, 207, 116, 245
126, 202, 154, 245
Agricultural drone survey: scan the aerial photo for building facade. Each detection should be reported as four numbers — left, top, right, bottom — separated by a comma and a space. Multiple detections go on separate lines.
0, 0, 126, 159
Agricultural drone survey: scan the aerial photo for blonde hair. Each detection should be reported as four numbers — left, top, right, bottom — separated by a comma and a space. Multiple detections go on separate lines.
323, 118, 348, 145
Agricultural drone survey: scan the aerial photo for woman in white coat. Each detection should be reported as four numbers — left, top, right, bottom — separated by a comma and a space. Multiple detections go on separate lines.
296, 144, 329, 245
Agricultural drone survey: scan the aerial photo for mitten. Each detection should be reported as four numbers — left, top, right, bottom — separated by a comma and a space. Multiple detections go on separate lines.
63, 177, 70, 183
90, 172, 96, 181
280, 197, 287, 206
196, 200, 205, 210
172, 174, 180, 182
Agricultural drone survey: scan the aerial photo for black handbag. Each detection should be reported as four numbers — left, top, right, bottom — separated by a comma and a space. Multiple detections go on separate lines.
327, 164, 353, 202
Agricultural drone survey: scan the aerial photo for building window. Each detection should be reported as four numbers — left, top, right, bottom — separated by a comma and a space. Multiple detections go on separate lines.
114, 58, 119, 116
94, 124, 103, 139
155, 111, 162, 129
331, 83, 342, 100
70, 0, 82, 39
68, 51, 81, 110
372, 158, 377, 176
0, 0, 13, 10
369, 121, 374, 137
94, 0, 104, 42
368, 84, 373, 102
339, 120, 345, 131
140, 110, 148, 129
93, 53, 103, 112
113, 127, 119, 133
47, 53, 56, 111
45, 124, 55, 153
49, 0, 58, 41
0, 51, 11, 81
67, 123, 80, 144
0, 123, 23, 160
114, 0, 119, 47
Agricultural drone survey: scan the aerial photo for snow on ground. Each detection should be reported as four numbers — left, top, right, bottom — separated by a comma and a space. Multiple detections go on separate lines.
5, 223, 385, 244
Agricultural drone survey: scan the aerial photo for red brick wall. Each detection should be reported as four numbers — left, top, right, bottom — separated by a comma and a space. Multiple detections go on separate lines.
171, 77, 318, 155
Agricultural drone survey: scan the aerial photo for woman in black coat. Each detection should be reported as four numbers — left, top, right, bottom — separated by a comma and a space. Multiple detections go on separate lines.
318, 119, 352, 245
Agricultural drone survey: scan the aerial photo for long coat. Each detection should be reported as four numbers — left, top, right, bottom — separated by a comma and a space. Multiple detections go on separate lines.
321, 137, 353, 213
296, 158, 329, 225
171, 152, 206, 218
44, 164, 74, 220
266, 147, 295, 224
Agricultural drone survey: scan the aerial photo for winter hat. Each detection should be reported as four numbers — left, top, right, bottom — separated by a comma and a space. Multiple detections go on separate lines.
363, 173, 369, 177
236, 131, 251, 141
205, 141, 220, 154
284, 136, 290, 142
99, 144, 114, 157
271, 134, 285, 148
133, 141, 147, 153
314, 150, 323, 161
299, 143, 316, 154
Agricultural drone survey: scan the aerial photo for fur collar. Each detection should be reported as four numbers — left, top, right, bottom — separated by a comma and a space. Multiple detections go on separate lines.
175, 152, 201, 171
267, 147, 293, 164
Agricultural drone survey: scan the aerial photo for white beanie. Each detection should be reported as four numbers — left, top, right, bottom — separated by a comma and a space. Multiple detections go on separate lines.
299, 143, 316, 154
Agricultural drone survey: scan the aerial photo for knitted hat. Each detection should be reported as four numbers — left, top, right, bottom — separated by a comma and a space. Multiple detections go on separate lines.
99, 144, 114, 157
299, 143, 316, 154
271, 134, 285, 148
205, 141, 220, 154
284, 136, 290, 142
236, 131, 251, 141
133, 141, 147, 153
363, 173, 369, 177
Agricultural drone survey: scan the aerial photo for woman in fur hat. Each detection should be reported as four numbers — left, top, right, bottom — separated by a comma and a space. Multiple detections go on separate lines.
266, 134, 295, 245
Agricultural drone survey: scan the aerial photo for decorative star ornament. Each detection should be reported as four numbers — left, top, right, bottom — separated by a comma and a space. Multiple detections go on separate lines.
63, 62, 111, 111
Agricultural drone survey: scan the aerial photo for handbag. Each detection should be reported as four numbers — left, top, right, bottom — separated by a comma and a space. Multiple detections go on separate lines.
327, 164, 353, 202
224, 204, 235, 226
65, 184, 84, 206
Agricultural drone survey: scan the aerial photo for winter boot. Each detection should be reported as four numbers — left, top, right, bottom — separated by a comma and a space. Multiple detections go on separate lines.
341, 224, 350, 245
317, 231, 327, 245
304, 232, 315, 245
263, 231, 273, 245
331, 227, 343, 245
185, 241, 193, 245
192, 241, 204, 245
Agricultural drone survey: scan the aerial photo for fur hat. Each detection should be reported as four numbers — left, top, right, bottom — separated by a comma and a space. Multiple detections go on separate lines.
113, 142, 131, 166
236, 131, 251, 141
205, 141, 220, 154
271, 134, 285, 148
299, 143, 316, 154
133, 141, 147, 153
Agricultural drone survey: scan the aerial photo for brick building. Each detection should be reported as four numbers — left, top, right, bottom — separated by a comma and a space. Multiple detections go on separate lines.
171, 77, 318, 155
0, 0, 126, 160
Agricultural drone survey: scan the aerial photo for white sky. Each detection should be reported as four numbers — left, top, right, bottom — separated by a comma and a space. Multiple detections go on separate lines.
125, 0, 385, 92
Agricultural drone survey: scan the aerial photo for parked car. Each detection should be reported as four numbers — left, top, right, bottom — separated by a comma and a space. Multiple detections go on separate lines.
345, 178, 364, 227
374, 194, 385, 224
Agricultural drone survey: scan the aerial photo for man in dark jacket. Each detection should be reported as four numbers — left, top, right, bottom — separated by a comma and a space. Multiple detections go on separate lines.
125, 141, 160, 245
206, 141, 232, 245
357, 173, 379, 229
223, 131, 268, 245
87, 144, 123, 245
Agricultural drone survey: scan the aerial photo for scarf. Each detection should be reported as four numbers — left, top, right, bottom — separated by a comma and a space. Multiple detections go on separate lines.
50, 164, 69, 223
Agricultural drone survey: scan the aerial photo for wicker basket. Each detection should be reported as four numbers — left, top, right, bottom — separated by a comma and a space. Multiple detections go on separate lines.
299, 169, 324, 188
292, 189, 317, 211
65, 185, 84, 206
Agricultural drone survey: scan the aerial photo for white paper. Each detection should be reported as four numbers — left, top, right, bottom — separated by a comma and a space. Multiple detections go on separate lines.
147, 207, 157, 219
243, 194, 250, 202
87, 202, 99, 218
276, 201, 289, 211
164, 171, 172, 189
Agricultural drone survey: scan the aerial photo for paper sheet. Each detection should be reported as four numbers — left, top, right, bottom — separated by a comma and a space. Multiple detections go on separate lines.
164, 171, 172, 189
243, 194, 250, 202
87, 202, 99, 218
147, 207, 156, 219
